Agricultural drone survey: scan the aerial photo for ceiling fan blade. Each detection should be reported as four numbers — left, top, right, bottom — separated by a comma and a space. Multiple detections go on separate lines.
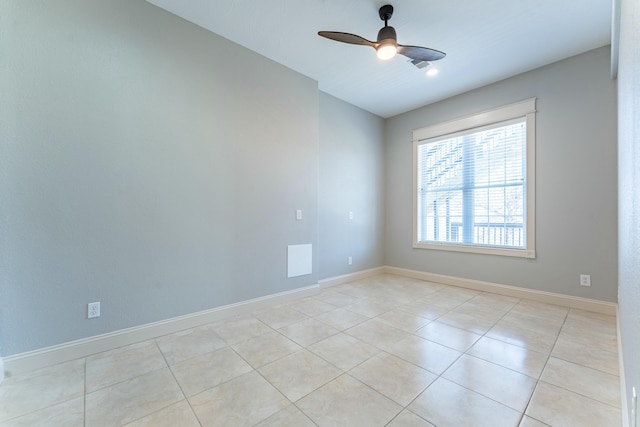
398, 45, 446, 62
318, 31, 376, 47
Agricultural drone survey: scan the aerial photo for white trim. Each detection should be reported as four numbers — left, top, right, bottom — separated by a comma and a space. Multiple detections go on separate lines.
611, 0, 621, 79
525, 108, 536, 257
412, 98, 537, 259
383, 266, 617, 315
412, 98, 537, 142
619, 309, 630, 427
318, 266, 386, 288
411, 242, 535, 259
3, 284, 318, 376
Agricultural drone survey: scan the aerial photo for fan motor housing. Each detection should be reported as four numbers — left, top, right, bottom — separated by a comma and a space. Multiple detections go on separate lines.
377, 25, 397, 43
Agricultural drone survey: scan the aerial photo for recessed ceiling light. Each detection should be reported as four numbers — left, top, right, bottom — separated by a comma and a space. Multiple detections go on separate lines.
426, 68, 439, 77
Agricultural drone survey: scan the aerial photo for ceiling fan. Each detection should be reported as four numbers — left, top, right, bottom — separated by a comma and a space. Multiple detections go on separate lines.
318, 4, 446, 64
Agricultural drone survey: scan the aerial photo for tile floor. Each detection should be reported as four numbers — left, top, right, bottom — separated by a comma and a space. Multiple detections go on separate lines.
0, 274, 622, 426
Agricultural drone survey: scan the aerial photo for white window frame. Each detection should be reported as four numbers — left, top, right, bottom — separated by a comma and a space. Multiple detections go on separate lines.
412, 98, 536, 258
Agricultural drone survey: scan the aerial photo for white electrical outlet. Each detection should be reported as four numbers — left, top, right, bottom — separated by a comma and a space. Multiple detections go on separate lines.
88, 302, 100, 319
295, 209, 302, 221
348, 256, 353, 265
348, 211, 354, 220
579, 274, 591, 287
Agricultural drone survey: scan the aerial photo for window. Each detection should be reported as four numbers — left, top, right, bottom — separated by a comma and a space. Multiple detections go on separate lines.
413, 99, 536, 258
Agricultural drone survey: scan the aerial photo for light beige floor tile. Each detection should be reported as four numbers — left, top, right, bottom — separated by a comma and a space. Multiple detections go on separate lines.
518, 416, 550, 427
122, 400, 199, 427
349, 352, 436, 406
509, 300, 568, 322
452, 301, 509, 323
189, 371, 289, 427
562, 316, 617, 342
253, 305, 309, 329
415, 321, 481, 351
443, 354, 536, 411
289, 297, 337, 316
308, 333, 379, 370
155, 324, 227, 365
420, 294, 468, 311
314, 307, 368, 330
258, 349, 341, 401
375, 289, 416, 306
231, 330, 301, 368
331, 283, 376, 298
374, 309, 431, 332
86, 340, 166, 392
315, 291, 360, 308
398, 300, 451, 320
170, 347, 253, 397
398, 279, 443, 296
568, 308, 617, 323
85, 367, 183, 427
540, 357, 620, 407
278, 318, 340, 347
468, 293, 520, 311
499, 312, 564, 336
560, 316, 618, 351
554, 328, 617, 353
551, 334, 619, 375
387, 410, 436, 427
0, 359, 84, 422
431, 287, 480, 304
297, 374, 402, 427
344, 299, 395, 318
467, 336, 548, 378
0, 358, 83, 386
386, 287, 436, 303
436, 311, 497, 335
254, 405, 316, 427
212, 314, 273, 345
345, 319, 410, 348
525, 382, 621, 427
0, 396, 83, 427
565, 310, 617, 335
384, 335, 461, 374
486, 322, 559, 354
408, 378, 522, 427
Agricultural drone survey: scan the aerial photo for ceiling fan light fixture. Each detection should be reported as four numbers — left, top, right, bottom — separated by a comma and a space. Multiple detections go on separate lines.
376, 42, 397, 60
318, 4, 446, 65
426, 67, 439, 77
376, 24, 398, 60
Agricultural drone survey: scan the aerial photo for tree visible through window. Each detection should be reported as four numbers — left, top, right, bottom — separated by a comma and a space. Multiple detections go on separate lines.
413, 99, 536, 258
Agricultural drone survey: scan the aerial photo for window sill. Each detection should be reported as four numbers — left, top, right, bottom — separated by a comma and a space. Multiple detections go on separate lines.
413, 241, 536, 259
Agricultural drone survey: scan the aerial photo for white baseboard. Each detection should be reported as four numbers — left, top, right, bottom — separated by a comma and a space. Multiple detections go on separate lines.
3, 284, 319, 377
318, 266, 386, 288
4, 266, 619, 378
618, 308, 630, 427
383, 266, 617, 316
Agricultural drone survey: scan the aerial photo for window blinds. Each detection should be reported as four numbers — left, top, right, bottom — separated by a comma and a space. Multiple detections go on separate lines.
417, 117, 527, 248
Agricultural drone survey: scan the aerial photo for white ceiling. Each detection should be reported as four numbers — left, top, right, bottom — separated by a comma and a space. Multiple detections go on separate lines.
146, 0, 612, 118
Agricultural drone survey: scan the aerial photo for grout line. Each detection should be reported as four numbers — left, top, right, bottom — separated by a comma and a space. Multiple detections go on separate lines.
155, 336, 205, 427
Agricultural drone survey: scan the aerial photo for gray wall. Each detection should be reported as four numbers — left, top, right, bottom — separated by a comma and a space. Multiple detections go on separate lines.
617, 0, 640, 421
384, 46, 618, 302
319, 92, 385, 280
0, 0, 623, 364
0, 0, 320, 356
